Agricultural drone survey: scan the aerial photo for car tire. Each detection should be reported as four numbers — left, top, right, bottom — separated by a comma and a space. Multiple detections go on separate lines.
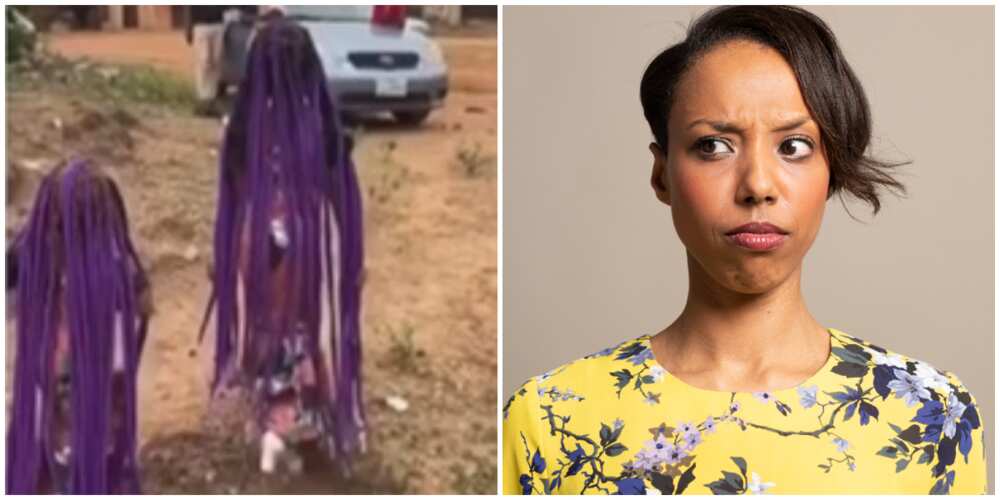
393, 109, 431, 126
340, 111, 361, 127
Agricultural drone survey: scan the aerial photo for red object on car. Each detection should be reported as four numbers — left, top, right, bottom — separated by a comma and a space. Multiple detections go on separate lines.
372, 5, 406, 30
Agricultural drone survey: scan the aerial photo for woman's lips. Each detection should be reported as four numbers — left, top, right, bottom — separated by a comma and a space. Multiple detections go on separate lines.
726, 232, 788, 251
724, 222, 790, 251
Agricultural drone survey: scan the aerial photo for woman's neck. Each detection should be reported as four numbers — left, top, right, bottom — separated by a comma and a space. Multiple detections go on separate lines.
651, 254, 830, 392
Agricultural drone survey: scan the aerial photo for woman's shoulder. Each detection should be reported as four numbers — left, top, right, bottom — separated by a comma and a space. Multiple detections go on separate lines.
832, 327, 986, 492
830, 328, 977, 389
829, 327, 983, 418
503, 335, 656, 417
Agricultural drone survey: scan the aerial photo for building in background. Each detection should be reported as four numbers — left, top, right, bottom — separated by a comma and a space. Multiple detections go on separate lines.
19, 5, 496, 32
104, 6, 186, 30
18, 5, 184, 31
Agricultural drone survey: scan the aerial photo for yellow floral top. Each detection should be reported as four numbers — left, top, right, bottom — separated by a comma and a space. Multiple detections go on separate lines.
503, 328, 987, 494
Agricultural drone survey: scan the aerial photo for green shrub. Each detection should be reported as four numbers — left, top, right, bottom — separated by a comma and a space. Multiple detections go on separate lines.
6, 7, 36, 64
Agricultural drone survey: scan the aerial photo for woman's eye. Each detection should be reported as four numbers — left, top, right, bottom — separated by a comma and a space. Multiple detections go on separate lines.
779, 138, 814, 160
695, 138, 734, 157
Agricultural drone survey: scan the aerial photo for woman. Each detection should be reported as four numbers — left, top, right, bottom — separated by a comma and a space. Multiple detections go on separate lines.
502, 6, 986, 495
6, 158, 151, 494
200, 13, 366, 475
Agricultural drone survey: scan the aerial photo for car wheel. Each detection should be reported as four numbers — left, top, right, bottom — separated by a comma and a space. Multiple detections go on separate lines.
393, 109, 431, 126
340, 111, 361, 127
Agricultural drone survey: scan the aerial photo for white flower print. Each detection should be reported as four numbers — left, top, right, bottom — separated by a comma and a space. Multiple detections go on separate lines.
797, 384, 818, 409
752, 391, 773, 403
703, 416, 717, 434
662, 443, 688, 465
677, 421, 695, 435
943, 392, 968, 439
832, 437, 850, 453
645, 435, 672, 463
649, 365, 667, 382
632, 448, 660, 472
871, 351, 907, 369
914, 362, 951, 394
682, 429, 702, 450
887, 368, 931, 406
747, 471, 775, 494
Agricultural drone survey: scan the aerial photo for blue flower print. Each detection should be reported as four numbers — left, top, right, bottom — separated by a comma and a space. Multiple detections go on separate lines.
519, 474, 533, 494
614, 477, 646, 495
629, 349, 654, 366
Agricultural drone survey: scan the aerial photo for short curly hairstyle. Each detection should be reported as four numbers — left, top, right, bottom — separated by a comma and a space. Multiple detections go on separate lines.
640, 5, 906, 214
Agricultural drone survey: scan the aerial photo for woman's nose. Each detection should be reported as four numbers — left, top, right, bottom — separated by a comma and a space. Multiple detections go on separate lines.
735, 142, 779, 206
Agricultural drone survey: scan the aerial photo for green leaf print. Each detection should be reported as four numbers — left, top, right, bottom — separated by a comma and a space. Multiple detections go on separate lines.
605, 443, 627, 457
676, 464, 697, 494
650, 472, 675, 494
831, 360, 868, 378
876, 446, 898, 459
917, 445, 935, 464
832, 346, 869, 365
730, 456, 748, 477
611, 369, 632, 394
897, 424, 923, 445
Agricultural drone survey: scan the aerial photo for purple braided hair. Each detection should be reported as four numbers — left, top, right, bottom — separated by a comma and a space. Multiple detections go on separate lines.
199, 15, 366, 465
6, 158, 149, 494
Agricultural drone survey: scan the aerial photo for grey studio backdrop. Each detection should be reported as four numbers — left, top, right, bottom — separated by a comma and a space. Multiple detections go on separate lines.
502, 5, 994, 492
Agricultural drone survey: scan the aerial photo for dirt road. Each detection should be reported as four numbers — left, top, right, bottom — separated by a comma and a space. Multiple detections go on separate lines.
6, 28, 497, 493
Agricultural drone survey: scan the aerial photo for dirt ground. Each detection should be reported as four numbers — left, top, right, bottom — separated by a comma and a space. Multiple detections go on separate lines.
5, 28, 497, 494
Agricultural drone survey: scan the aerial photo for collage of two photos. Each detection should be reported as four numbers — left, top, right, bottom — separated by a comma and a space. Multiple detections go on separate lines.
3, 3, 996, 496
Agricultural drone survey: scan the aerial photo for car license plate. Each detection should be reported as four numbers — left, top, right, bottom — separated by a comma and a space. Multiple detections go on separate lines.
375, 76, 407, 97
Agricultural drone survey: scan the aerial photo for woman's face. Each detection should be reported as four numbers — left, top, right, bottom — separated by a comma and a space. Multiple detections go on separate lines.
651, 40, 830, 294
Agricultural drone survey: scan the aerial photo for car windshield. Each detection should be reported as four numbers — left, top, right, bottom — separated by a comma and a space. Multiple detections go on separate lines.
284, 6, 373, 22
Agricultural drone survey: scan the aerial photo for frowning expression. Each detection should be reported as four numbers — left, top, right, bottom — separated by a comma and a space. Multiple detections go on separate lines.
651, 40, 830, 293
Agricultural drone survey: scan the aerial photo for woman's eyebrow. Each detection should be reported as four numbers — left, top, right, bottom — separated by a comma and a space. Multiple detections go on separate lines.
687, 119, 742, 133
771, 116, 812, 132
686, 116, 813, 133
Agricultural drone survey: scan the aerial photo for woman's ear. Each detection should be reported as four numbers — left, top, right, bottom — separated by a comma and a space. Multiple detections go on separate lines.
649, 142, 672, 206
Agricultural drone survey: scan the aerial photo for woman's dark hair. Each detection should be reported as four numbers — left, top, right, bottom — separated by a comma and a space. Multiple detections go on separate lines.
640, 5, 906, 214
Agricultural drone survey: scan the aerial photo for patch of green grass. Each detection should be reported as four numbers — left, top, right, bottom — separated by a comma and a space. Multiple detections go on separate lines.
8, 51, 196, 110
384, 322, 424, 372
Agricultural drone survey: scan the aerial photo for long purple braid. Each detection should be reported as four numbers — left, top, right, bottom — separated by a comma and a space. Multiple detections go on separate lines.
6, 158, 148, 494
200, 15, 367, 464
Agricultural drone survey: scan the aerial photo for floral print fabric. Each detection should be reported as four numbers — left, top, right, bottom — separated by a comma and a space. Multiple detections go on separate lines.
502, 328, 987, 494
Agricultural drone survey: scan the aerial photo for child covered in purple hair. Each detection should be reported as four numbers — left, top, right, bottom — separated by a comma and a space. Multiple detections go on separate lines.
200, 12, 366, 475
6, 158, 151, 494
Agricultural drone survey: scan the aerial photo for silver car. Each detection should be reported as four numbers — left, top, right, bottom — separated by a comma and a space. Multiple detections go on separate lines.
222, 6, 449, 125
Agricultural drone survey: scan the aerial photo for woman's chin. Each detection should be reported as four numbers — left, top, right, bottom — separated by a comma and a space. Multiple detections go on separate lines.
713, 265, 795, 295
